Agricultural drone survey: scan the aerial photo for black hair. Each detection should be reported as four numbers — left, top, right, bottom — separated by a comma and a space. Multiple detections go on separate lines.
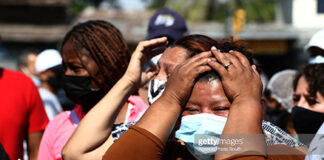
293, 63, 324, 98
173, 34, 254, 65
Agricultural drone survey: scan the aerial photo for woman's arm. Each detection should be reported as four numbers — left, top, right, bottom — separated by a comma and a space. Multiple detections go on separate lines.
208, 48, 266, 160
62, 37, 168, 160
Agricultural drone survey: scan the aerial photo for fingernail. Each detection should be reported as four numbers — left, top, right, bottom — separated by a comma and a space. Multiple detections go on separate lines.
207, 58, 211, 62
211, 46, 217, 50
229, 50, 234, 53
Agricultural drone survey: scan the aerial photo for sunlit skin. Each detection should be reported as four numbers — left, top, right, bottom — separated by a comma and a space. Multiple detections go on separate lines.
61, 40, 103, 90
27, 53, 37, 76
182, 80, 231, 117
19, 53, 37, 76
155, 47, 190, 81
294, 75, 324, 113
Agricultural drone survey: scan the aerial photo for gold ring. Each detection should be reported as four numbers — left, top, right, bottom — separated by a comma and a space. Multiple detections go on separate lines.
224, 62, 233, 69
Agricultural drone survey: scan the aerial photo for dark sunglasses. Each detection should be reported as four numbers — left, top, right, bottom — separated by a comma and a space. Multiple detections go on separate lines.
293, 94, 318, 106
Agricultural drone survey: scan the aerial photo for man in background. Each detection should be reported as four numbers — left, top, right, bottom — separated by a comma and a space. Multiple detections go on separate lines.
35, 49, 63, 120
0, 36, 49, 160
305, 29, 324, 64
139, 8, 188, 105
17, 49, 40, 86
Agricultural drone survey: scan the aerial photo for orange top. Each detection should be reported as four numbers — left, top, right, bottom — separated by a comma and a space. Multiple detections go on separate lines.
103, 126, 306, 160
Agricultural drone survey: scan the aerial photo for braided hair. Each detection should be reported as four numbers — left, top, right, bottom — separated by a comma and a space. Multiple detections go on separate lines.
62, 20, 130, 90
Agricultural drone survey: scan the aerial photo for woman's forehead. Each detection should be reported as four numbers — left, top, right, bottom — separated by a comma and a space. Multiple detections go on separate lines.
161, 47, 190, 63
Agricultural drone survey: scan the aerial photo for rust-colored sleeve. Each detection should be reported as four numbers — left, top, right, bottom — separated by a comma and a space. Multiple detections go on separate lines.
223, 144, 306, 160
103, 125, 165, 160
222, 151, 267, 160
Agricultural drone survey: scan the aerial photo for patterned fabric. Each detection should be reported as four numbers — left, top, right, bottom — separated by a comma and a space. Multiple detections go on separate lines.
111, 122, 136, 142
262, 120, 305, 147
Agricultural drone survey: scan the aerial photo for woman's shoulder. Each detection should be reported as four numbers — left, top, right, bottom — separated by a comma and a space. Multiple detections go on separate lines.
267, 144, 306, 160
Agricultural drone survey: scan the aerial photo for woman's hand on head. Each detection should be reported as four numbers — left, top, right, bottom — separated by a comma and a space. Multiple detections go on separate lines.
208, 47, 262, 103
123, 37, 168, 89
161, 51, 213, 107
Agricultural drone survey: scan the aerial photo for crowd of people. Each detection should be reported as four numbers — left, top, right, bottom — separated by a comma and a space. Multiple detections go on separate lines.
0, 8, 324, 160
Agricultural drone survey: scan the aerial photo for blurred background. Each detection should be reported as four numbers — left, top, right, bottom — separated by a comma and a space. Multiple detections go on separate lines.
0, 0, 323, 77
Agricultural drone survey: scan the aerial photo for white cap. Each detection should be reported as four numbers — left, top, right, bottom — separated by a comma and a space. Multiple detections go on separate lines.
305, 29, 324, 51
35, 49, 62, 74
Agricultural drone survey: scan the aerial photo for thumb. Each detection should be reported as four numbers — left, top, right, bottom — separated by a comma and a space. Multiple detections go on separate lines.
140, 71, 157, 87
146, 70, 157, 80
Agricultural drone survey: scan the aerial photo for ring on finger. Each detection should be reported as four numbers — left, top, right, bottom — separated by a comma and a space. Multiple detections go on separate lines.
224, 62, 233, 69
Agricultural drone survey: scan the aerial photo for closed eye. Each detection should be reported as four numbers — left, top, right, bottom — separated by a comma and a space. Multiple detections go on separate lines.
212, 107, 229, 111
184, 108, 199, 112
183, 107, 200, 114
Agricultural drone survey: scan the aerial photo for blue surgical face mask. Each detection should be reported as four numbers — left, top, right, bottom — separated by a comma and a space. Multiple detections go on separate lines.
175, 113, 227, 160
147, 79, 166, 105
309, 55, 324, 64
31, 75, 41, 87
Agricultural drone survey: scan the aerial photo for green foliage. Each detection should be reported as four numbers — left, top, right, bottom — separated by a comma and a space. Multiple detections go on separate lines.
236, 0, 275, 23
144, 0, 276, 23
212, 3, 228, 22
144, 0, 167, 10
70, 0, 88, 15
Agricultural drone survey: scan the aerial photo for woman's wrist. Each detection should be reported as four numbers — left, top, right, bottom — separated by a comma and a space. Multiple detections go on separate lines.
116, 75, 139, 94
158, 92, 183, 111
232, 95, 261, 107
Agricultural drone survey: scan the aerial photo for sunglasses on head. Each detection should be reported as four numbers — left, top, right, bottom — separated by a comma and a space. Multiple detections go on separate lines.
293, 94, 318, 106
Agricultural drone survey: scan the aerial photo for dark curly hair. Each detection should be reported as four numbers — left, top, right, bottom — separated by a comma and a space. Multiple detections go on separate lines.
293, 63, 324, 98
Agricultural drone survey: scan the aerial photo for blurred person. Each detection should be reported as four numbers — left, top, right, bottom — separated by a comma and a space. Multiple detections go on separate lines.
305, 29, 324, 64
35, 49, 63, 120
38, 20, 150, 160
103, 38, 306, 160
0, 67, 49, 160
305, 122, 324, 160
264, 69, 297, 134
17, 49, 41, 86
292, 64, 324, 145
147, 8, 188, 46
139, 8, 188, 105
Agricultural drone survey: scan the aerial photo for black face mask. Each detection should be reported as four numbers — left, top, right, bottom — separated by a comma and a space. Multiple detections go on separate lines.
62, 75, 106, 110
291, 106, 324, 145
292, 106, 324, 134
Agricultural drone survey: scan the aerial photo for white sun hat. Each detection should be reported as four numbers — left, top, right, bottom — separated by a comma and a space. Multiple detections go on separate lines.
35, 49, 62, 74
305, 29, 324, 51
